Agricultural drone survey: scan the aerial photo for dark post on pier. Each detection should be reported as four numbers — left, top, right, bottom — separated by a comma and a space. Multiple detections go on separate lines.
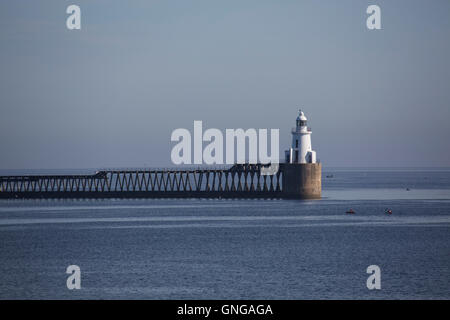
0, 163, 321, 200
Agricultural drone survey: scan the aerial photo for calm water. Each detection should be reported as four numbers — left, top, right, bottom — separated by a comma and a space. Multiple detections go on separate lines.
0, 169, 449, 299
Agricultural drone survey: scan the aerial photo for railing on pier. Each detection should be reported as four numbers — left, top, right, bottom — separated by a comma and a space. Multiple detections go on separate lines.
0, 164, 284, 199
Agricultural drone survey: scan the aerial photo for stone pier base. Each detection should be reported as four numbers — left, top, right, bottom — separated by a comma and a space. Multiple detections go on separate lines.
281, 163, 322, 199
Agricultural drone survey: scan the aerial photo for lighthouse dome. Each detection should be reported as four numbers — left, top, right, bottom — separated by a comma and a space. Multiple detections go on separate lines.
296, 110, 307, 121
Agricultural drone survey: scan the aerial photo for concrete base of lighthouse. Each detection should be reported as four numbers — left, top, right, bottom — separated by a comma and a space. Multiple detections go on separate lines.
282, 163, 322, 199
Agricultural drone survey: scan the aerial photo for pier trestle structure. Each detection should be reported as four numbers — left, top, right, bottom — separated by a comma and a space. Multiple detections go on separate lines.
0, 163, 321, 200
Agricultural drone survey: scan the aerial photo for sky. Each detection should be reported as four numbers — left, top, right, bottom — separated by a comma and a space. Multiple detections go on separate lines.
0, 0, 449, 169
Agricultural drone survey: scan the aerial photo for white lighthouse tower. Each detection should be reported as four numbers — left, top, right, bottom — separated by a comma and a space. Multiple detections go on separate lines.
285, 110, 317, 164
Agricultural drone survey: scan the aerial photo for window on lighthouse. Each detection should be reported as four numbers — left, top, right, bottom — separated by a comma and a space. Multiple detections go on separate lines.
295, 140, 298, 148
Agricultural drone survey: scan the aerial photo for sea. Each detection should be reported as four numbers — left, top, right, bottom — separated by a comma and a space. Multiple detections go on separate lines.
0, 168, 449, 299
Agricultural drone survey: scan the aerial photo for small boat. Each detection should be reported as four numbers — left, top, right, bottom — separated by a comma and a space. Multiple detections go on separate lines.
385, 209, 392, 215
346, 209, 355, 214
406, 188, 410, 191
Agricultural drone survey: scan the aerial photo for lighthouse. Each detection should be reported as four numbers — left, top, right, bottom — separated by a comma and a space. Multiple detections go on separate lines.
285, 110, 317, 164
282, 109, 321, 199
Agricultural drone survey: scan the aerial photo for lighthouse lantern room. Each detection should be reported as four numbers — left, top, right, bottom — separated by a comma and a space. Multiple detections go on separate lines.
285, 110, 317, 164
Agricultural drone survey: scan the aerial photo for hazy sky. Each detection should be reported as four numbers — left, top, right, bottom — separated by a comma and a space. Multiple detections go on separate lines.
1, 0, 449, 169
